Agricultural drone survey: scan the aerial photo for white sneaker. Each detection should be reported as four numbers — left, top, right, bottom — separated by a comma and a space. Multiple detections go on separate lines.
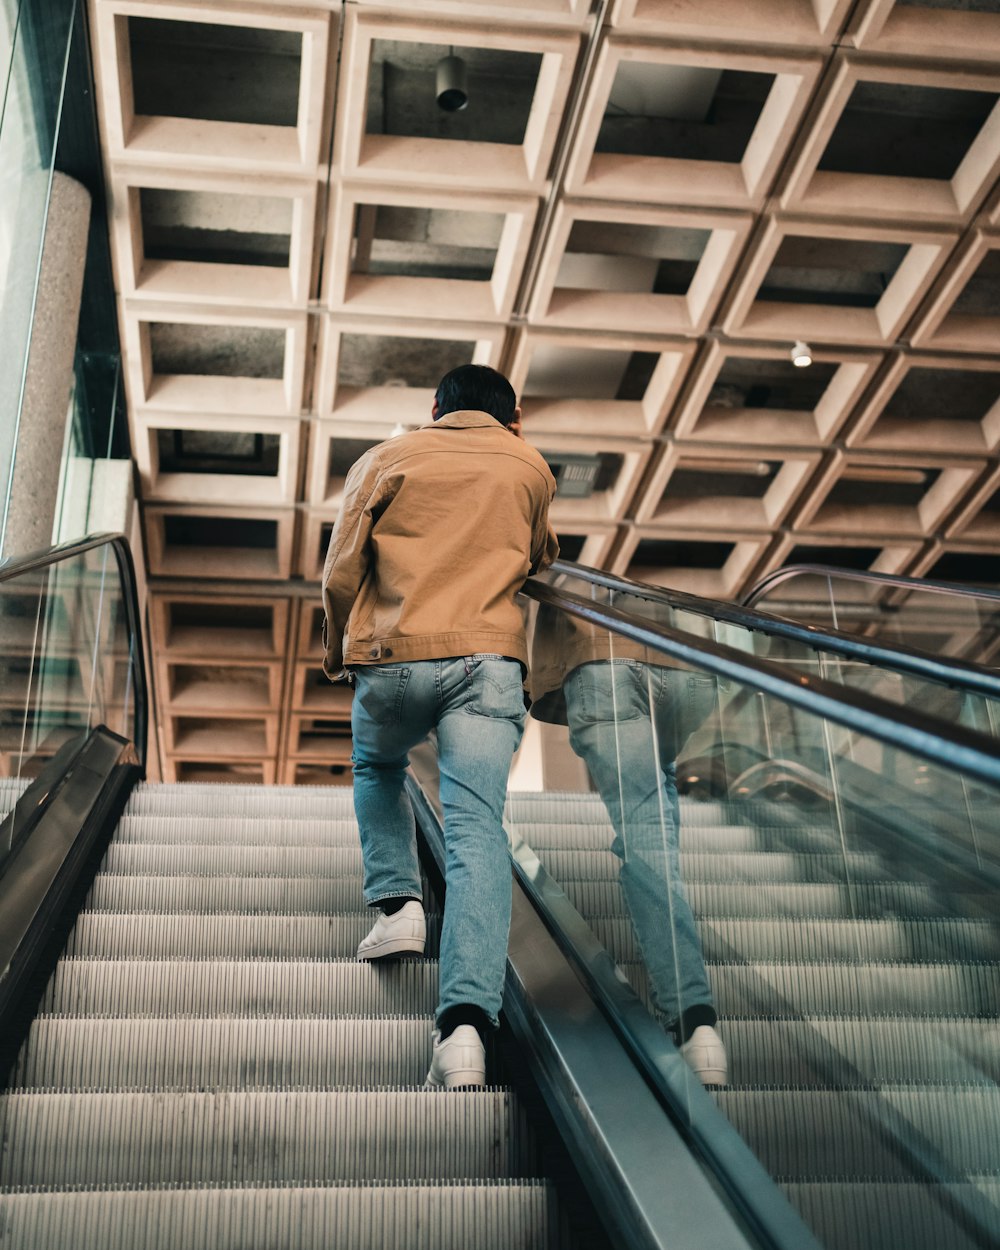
680, 1025, 728, 1087
424, 1025, 486, 1090
356, 900, 426, 961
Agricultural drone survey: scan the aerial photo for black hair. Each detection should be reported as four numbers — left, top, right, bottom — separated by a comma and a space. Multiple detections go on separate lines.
434, 364, 517, 426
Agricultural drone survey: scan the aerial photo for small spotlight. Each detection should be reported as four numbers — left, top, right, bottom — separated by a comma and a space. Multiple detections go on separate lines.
436, 53, 468, 112
791, 340, 813, 368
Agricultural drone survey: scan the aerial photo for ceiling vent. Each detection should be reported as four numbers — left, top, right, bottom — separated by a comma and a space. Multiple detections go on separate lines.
546, 452, 602, 498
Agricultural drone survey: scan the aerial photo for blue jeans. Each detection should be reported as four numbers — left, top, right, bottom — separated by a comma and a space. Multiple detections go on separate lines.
563, 660, 717, 1031
351, 655, 525, 1029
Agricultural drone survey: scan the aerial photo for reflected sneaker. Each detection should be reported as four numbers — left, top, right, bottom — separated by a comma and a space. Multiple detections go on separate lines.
424, 1025, 486, 1090
680, 1025, 728, 1087
356, 900, 426, 961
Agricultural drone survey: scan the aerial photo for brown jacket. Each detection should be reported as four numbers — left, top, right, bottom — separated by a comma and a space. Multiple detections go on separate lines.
322, 410, 558, 679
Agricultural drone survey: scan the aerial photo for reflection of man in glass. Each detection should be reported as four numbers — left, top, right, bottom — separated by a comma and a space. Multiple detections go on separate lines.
531, 605, 727, 1086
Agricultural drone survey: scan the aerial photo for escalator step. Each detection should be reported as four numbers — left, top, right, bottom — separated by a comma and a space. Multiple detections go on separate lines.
125, 786, 357, 820
114, 817, 361, 846
0, 1181, 560, 1250
515, 823, 839, 853
542, 849, 892, 885
592, 914, 1000, 965
84, 875, 427, 914
101, 844, 366, 875
623, 960, 1000, 1018
717, 1017, 999, 1086
597, 913, 1000, 966
64, 912, 442, 960
703, 916, 1000, 962
507, 794, 744, 826
562, 880, 959, 920
13, 1017, 448, 1092
782, 1180, 997, 1250
39, 958, 440, 1018
714, 1087, 1000, 1179
0, 1089, 536, 1186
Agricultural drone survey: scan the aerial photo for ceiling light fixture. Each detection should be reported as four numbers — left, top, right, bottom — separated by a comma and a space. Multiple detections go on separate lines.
790, 340, 813, 368
436, 49, 468, 112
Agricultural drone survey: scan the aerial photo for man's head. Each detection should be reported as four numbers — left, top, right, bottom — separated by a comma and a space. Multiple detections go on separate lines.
433, 364, 518, 428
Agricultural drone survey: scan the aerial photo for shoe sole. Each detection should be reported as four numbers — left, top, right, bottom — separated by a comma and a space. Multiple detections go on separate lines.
356, 935, 425, 961
423, 1073, 486, 1090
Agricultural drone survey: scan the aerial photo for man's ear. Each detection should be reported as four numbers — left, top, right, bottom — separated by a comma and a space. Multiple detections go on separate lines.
509, 405, 523, 439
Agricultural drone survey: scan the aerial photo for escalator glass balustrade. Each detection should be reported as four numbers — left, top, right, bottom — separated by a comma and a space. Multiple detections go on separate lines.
510, 569, 1000, 1250
744, 564, 1000, 673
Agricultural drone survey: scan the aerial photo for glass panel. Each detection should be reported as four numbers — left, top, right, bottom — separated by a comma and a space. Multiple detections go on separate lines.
509, 584, 1000, 1249
750, 569, 1000, 672
0, 544, 140, 865
541, 566, 1000, 742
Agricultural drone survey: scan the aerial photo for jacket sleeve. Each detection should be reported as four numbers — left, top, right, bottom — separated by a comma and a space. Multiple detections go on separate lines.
529, 471, 559, 576
321, 452, 383, 680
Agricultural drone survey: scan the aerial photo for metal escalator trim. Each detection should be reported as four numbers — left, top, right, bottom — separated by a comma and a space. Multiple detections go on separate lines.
0, 728, 140, 1049
0, 732, 91, 877
543, 559, 1000, 701
522, 579, 1000, 790
405, 773, 781, 1250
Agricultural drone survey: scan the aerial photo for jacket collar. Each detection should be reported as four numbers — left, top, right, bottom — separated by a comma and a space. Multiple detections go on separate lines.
423, 409, 506, 431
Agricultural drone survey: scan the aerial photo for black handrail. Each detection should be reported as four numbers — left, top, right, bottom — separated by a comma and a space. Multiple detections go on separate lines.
546, 559, 1000, 701
742, 562, 1000, 609
0, 532, 148, 768
522, 579, 1000, 791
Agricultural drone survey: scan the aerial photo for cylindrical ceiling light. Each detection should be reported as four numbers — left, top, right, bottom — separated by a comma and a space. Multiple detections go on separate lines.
436, 52, 468, 112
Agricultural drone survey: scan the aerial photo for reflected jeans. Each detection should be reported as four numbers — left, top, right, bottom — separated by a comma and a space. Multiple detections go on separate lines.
564, 659, 717, 1031
351, 655, 525, 1029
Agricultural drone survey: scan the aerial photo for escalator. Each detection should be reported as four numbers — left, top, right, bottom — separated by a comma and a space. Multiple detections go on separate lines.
2, 780, 561, 1246
2, 536, 999, 1249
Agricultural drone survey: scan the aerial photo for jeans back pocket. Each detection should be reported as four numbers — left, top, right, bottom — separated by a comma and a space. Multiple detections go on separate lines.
355, 666, 410, 725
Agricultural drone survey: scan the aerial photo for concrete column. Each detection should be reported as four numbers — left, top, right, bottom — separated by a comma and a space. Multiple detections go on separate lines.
4, 172, 91, 557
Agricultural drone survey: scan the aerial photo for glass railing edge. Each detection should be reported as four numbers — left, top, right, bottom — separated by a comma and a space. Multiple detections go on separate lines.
522, 579, 1000, 794
742, 562, 1000, 610
545, 560, 1000, 701
0, 531, 148, 770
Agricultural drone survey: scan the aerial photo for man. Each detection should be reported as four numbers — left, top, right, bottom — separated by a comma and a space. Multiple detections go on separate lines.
322, 363, 558, 1089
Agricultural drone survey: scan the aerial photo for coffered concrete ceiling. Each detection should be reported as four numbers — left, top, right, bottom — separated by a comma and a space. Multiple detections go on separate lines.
87, 0, 1000, 782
